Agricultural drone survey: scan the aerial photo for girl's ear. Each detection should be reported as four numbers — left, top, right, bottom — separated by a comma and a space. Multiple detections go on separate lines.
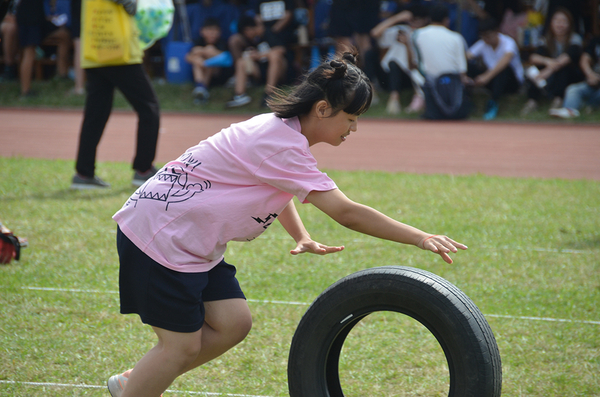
315, 100, 332, 119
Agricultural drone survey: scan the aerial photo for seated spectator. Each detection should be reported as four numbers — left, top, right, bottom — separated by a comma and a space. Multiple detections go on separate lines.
550, 35, 600, 118
370, 4, 429, 115
187, 0, 240, 43
544, 0, 586, 36
522, 7, 583, 114
185, 17, 232, 104
0, 0, 18, 81
226, 0, 295, 108
16, 0, 71, 97
462, 0, 527, 42
413, 3, 471, 120
328, 0, 380, 70
467, 17, 524, 120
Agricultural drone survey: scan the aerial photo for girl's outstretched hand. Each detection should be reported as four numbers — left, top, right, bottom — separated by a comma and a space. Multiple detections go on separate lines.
418, 235, 468, 264
290, 238, 345, 256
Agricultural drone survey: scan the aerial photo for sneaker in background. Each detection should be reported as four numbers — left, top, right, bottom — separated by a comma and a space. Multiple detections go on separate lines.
385, 97, 401, 115
192, 85, 210, 104
483, 100, 498, 120
70, 174, 110, 190
226, 94, 251, 108
132, 166, 158, 187
549, 107, 580, 119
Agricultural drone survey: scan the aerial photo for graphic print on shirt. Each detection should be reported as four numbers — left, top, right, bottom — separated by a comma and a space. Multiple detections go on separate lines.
252, 213, 279, 229
128, 153, 212, 211
243, 212, 279, 241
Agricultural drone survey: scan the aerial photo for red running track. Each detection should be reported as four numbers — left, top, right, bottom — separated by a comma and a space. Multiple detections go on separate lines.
1, 108, 599, 180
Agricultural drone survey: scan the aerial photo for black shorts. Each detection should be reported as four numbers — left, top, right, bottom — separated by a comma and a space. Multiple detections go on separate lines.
116, 227, 246, 333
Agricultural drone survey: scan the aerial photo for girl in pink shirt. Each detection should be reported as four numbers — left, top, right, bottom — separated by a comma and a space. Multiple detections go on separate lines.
108, 49, 467, 397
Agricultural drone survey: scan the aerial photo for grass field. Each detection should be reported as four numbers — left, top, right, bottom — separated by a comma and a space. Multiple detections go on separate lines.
1, 156, 599, 396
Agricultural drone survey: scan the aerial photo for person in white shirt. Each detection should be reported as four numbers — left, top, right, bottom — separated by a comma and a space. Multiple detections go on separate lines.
413, 3, 471, 119
467, 18, 524, 120
413, 4, 468, 79
369, 4, 429, 115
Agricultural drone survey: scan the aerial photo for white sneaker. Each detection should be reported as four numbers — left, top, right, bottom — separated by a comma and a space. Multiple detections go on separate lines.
549, 107, 580, 119
386, 97, 401, 115
226, 94, 251, 108
107, 371, 131, 397
107, 371, 163, 397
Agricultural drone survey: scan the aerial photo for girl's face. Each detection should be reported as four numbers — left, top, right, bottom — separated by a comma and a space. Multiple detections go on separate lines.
320, 109, 358, 146
550, 12, 570, 37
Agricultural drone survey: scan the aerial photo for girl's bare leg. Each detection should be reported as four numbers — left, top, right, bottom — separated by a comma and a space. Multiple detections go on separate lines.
121, 299, 252, 397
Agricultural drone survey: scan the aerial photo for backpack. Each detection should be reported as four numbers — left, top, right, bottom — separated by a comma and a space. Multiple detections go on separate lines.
423, 73, 471, 120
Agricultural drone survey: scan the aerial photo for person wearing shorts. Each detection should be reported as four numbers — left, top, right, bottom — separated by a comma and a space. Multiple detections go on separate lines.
107, 49, 466, 397
117, 227, 245, 334
15, 0, 71, 96
226, 0, 294, 108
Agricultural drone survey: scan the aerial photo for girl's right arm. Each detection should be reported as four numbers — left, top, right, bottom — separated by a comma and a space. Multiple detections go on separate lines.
306, 189, 467, 264
278, 200, 345, 256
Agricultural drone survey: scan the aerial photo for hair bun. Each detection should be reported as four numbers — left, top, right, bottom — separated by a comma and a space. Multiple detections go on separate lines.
342, 52, 357, 65
329, 60, 347, 79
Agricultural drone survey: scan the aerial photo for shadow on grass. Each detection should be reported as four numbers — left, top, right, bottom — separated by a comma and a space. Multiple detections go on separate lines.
0, 186, 134, 202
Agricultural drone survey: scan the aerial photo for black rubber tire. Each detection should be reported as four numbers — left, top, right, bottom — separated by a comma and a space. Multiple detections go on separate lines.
288, 266, 502, 397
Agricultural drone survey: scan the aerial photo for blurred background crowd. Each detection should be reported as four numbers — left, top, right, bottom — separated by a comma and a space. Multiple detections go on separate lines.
1, 0, 599, 120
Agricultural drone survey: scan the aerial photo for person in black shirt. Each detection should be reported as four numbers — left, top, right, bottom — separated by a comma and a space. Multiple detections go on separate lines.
186, 17, 231, 103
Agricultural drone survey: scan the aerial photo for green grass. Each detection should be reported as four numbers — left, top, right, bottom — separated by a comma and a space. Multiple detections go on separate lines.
1, 76, 600, 123
0, 157, 599, 396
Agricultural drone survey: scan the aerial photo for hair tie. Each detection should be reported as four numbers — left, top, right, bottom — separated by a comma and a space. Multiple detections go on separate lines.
329, 60, 347, 79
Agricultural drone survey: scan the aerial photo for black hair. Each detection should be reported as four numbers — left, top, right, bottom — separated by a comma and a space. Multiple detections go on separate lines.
409, 4, 429, 19
203, 17, 221, 29
478, 18, 499, 34
237, 15, 257, 33
267, 48, 372, 118
430, 4, 449, 23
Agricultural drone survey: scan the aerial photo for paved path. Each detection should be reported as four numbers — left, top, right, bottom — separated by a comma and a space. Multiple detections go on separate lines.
1, 108, 599, 180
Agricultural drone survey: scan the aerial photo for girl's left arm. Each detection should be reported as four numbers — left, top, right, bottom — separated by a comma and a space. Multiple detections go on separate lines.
278, 200, 345, 255
307, 189, 467, 264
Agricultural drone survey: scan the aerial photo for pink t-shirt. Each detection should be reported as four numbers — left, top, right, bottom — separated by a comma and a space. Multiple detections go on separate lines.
113, 113, 337, 273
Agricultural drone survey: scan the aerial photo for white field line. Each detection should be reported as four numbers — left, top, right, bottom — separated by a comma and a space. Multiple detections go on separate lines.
18, 286, 600, 325
0, 380, 272, 396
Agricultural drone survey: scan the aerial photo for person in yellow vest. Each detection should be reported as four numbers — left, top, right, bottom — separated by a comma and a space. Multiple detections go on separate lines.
71, 0, 160, 189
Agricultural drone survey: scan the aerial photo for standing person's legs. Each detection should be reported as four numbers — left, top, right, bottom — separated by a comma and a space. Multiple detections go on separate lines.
112, 64, 160, 174
75, 67, 115, 178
